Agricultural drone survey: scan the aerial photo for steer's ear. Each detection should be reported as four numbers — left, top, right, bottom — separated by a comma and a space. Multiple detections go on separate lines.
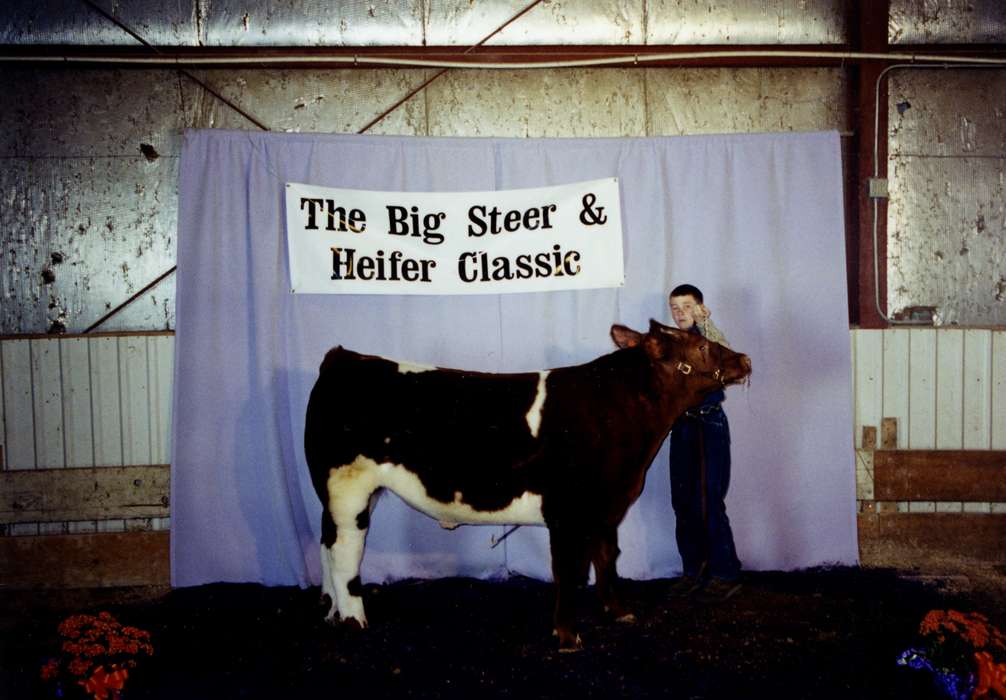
611, 324, 643, 349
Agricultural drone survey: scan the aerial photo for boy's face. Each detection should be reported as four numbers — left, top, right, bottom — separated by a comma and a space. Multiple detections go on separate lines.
669, 294, 705, 330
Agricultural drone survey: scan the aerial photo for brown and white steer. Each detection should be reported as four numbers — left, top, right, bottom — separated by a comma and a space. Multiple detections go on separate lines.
304, 319, 751, 651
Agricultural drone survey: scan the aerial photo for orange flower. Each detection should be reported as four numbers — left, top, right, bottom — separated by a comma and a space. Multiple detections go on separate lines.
40, 659, 60, 681
973, 651, 1006, 699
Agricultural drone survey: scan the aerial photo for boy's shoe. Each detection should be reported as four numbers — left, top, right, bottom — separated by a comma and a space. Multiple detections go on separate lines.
696, 578, 742, 604
668, 575, 704, 597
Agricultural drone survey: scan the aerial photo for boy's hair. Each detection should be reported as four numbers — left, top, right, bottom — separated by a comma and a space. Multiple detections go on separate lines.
669, 283, 704, 303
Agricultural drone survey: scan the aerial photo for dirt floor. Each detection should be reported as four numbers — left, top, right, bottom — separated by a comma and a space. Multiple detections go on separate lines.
3, 564, 1005, 699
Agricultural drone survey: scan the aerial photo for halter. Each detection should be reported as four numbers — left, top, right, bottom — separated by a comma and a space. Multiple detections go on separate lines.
675, 362, 723, 384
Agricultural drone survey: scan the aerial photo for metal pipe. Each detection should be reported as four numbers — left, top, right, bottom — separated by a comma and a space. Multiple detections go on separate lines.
4, 50, 1006, 69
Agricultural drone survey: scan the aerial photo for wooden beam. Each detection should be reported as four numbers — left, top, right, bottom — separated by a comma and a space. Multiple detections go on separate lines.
880, 417, 898, 449
873, 450, 1006, 501
1, 466, 169, 524
0, 532, 169, 588
850, 0, 891, 328
859, 513, 1006, 566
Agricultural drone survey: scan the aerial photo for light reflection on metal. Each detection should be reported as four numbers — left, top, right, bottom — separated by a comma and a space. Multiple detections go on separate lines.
890, 0, 1006, 45
645, 67, 847, 135
427, 0, 645, 45
646, 0, 845, 45
887, 68, 1006, 326
2, 0, 847, 47
201, 0, 424, 47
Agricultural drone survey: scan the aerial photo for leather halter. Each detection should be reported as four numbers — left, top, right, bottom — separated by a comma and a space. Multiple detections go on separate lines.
675, 362, 724, 384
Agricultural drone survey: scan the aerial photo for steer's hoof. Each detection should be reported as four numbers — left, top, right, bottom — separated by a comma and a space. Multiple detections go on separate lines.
557, 633, 583, 653
325, 614, 367, 630
616, 612, 638, 624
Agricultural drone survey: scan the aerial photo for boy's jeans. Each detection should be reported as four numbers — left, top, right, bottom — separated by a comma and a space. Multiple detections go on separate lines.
669, 406, 741, 581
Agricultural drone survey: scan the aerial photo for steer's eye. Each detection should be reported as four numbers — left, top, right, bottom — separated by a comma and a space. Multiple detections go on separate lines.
699, 344, 707, 352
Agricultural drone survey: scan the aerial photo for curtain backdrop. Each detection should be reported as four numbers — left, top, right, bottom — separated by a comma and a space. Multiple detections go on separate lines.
172, 129, 856, 588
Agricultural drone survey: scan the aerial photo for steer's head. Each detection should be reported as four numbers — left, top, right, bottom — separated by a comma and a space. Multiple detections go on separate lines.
610, 319, 752, 399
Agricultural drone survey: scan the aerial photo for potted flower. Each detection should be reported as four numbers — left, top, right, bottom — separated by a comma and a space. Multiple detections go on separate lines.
40, 611, 153, 699
898, 609, 1006, 699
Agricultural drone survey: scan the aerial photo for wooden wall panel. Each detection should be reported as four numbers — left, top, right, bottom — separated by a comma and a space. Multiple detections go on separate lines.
963, 330, 992, 449
2, 340, 36, 469
1, 465, 170, 523
60, 338, 94, 467
853, 330, 882, 449
935, 331, 964, 449
89, 337, 123, 467
0, 532, 169, 588
119, 337, 151, 465
873, 450, 1006, 501
908, 328, 937, 449
882, 328, 910, 449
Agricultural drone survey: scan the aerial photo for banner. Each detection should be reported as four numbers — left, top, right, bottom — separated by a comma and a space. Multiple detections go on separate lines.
285, 178, 624, 294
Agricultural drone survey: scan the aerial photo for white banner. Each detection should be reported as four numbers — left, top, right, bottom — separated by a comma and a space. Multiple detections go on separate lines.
285, 178, 624, 295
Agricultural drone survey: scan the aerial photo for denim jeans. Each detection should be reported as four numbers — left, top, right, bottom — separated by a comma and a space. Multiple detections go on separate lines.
669, 406, 741, 581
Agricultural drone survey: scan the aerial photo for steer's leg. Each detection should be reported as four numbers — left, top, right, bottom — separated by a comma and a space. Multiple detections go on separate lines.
590, 528, 635, 623
322, 462, 377, 628
548, 525, 590, 652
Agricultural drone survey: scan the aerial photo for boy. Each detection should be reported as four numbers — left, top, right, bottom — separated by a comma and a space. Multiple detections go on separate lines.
667, 284, 741, 602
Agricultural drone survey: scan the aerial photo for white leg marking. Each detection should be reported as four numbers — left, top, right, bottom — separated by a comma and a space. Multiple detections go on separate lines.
397, 361, 436, 374
525, 370, 549, 438
326, 460, 380, 627
320, 543, 337, 621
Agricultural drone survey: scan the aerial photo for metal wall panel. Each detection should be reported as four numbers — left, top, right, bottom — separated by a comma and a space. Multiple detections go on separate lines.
887, 68, 1006, 326
963, 329, 992, 449
184, 68, 430, 135
60, 337, 94, 467
149, 335, 174, 464
935, 329, 964, 448
427, 0, 645, 45
852, 329, 1006, 452
853, 329, 883, 449
908, 328, 937, 448
30, 338, 64, 468
202, 0, 424, 47
119, 337, 150, 465
646, 0, 846, 45
994, 331, 1006, 449
890, 0, 1006, 45
645, 67, 848, 135
0, 340, 35, 469
89, 336, 123, 466
0, 0, 197, 45
0, 334, 173, 473
427, 68, 647, 137
881, 328, 910, 449
0, 0, 848, 47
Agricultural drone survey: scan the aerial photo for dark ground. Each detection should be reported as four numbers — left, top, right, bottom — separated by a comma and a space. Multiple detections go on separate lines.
3, 565, 1005, 699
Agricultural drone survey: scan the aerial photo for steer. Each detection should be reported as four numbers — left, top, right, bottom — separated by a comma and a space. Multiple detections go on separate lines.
304, 319, 751, 651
